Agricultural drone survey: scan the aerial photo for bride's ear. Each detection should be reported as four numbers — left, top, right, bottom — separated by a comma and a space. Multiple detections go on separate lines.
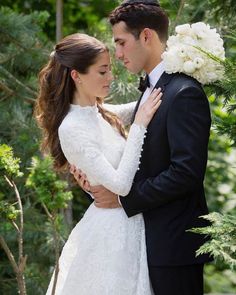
71, 69, 81, 83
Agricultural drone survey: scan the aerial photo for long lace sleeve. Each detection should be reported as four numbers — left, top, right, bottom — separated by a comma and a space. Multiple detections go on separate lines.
103, 101, 137, 126
59, 121, 146, 196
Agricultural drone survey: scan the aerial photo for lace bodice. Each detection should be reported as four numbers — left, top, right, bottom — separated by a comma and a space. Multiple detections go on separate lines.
58, 102, 146, 196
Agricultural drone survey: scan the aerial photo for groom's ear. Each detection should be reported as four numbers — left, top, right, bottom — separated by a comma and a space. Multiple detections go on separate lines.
141, 28, 153, 44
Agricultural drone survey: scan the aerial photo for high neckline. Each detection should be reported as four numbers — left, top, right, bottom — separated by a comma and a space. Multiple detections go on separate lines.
70, 102, 99, 113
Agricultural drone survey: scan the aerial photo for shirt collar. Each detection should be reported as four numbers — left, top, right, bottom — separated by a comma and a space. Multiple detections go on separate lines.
148, 61, 165, 88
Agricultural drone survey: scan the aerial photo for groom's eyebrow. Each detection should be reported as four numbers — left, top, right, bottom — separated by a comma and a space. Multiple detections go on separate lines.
114, 38, 123, 43
99, 65, 112, 70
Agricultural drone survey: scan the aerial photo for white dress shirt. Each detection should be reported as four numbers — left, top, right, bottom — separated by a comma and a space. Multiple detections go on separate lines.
139, 61, 165, 107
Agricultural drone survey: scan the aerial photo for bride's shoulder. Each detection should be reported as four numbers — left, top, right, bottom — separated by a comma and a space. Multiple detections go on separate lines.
59, 107, 99, 138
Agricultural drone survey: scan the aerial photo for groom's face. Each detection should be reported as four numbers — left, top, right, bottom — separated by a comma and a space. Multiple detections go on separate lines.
112, 21, 147, 74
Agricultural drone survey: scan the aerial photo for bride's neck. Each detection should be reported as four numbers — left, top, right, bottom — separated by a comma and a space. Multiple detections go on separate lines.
72, 89, 96, 107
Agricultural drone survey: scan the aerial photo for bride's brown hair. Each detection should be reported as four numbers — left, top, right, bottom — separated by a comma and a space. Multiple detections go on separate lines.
35, 33, 126, 170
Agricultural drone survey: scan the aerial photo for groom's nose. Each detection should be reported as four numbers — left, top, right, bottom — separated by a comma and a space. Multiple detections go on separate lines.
115, 47, 124, 60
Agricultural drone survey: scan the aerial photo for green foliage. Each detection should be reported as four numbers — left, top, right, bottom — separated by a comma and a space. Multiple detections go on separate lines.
0, 200, 20, 221
208, 58, 236, 106
208, 0, 236, 30
26, 156, 73, 211
0, 144, 22, 222
0, 7, 49, 171
0, 7, 50, 103
214, 115, 236, 147
0, 144, 23, 178
204, 264, 236, 293
0, 0, 120, 40
190, 213, 236, 269
189, 39, 236, 285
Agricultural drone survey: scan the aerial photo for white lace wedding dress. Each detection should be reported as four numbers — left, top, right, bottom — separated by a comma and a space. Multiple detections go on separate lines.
46, 102, 153, 295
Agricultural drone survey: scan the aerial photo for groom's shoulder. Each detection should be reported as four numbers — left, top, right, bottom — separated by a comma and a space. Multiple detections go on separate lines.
166, 72, 204, 92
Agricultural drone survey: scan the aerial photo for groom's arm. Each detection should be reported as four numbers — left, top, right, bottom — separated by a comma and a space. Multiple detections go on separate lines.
120, 85, 211, 217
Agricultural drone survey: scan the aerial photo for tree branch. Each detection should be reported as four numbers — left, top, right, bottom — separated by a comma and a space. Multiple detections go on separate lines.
173, 0, 186, 29
0, 28, 28, 51
0, 65, 37, 97
4, 175, 27, 294
12, 181, 24, 262
0, 235, 19, 274
0, 80, 14, 95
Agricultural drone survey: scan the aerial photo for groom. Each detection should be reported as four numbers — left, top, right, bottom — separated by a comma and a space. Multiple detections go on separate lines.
72, 1, 212, 294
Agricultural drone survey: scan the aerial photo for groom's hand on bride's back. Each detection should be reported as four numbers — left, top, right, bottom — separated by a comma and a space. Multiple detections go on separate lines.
70, 165, 91, 191
90, 186, 121, 209
69, 165, 121, 209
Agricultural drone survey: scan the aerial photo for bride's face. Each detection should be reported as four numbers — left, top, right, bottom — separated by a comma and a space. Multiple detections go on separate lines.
79, 51, 113, 99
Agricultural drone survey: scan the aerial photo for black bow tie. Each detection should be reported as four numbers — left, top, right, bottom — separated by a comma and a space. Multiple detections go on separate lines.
138, 75, 150, 92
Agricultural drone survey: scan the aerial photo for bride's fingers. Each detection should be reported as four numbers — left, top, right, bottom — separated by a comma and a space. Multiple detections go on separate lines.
149, 91, 162, 105
152, 99, 162, 113
149, 95, 162, 112
150, 92, 163, 107
154, 91, 163, 100
146, 88, 161, 102
155, 99, 162, 108
151, 87, 162, 98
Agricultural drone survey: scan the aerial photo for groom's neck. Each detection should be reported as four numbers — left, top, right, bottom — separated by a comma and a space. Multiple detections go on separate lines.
144, 43, 166, 74
144, 58, 161, 74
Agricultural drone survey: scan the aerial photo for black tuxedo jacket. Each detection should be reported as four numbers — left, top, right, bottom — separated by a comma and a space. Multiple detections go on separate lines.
121, 72, 212, 267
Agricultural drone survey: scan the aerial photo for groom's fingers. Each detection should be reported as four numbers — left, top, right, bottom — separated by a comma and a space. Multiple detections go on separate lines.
90, 185, 105, 194
74, 170, 82, 182
72, 169, 90, 191
84, 181, 91, 192
93, 190, 118, 206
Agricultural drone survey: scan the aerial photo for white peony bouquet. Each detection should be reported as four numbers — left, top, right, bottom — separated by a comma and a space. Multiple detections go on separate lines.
162, 22, 225, 85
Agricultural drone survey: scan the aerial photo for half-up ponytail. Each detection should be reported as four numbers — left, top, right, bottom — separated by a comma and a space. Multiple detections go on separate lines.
35, 33, 126, 170
35, 52, 75, 169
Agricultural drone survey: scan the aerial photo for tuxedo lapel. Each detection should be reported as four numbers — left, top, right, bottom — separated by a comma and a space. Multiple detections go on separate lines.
131, 92, 144, 123
131, 72, 174, 123
153, 72, 174, 94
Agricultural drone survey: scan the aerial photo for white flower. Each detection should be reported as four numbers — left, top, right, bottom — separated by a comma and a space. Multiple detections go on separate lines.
178, 46, 188, 58
193, 57, 205, 69
191, 22, 209, 34
213, 46, 225, 58
183, 61, 196, 73
162, 50, 183, 73
162, 22, 225, 85
192, 23, 210, 39
175, 24, 192, 36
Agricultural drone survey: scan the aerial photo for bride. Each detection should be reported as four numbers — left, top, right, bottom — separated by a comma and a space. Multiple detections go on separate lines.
35, 33, 162, 294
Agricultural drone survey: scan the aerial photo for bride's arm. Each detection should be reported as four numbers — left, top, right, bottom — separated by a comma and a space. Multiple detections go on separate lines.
59, 122, 146, 197
103, 101, 137, 126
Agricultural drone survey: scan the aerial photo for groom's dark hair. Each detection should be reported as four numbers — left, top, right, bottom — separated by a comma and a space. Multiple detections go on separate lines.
109, 1, 169, 42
